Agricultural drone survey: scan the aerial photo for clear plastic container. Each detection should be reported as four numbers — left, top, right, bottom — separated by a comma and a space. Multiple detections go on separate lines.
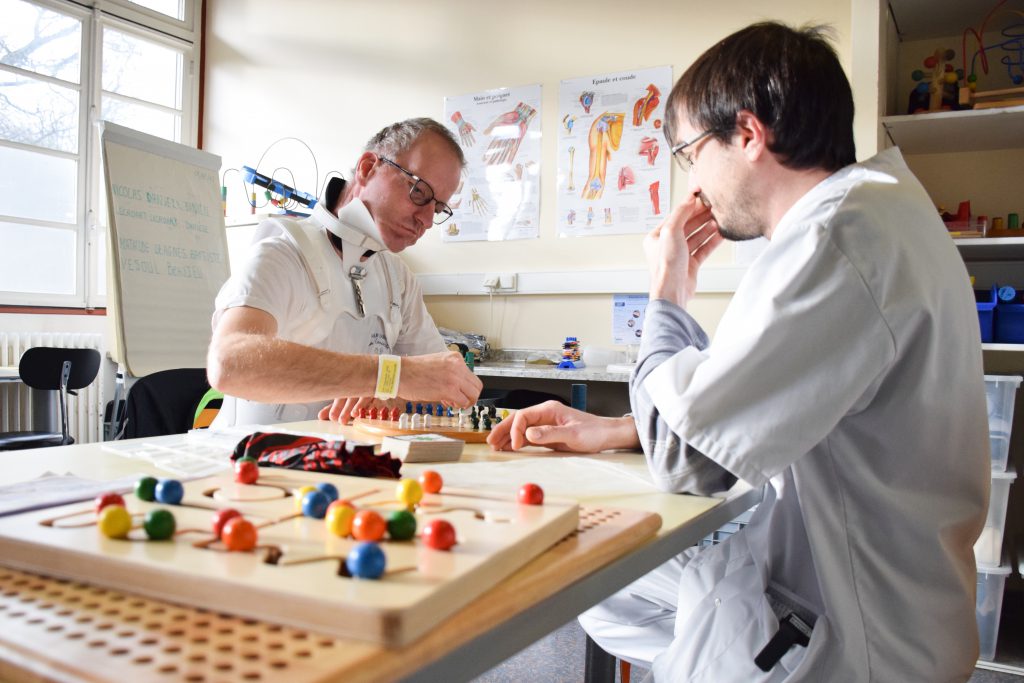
984, 375, 1022, 470
976, 563, 1011, 661
973, 470, 1017, 566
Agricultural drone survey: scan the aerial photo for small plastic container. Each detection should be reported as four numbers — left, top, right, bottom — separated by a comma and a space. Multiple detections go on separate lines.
976, 563, 1011, 661
985, 375, 1023, 470
976, 287, 997, 343
973, 469, 1017, 566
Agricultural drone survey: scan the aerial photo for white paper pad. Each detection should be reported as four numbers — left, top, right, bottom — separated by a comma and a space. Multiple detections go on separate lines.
0, 472, 147, 517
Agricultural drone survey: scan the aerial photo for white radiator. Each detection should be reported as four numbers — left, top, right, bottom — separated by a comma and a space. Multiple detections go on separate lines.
0, 332, 105, 444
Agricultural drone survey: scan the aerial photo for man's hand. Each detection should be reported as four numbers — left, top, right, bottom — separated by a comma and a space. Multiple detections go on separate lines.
318, 397, 405, 424
487, 401, 640, 453
400, 351, 482, 408
643, 194, 723, 307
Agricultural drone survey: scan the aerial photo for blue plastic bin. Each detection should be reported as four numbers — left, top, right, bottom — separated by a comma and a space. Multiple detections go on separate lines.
994, 286, 1024, 343
976, 286, 997, 343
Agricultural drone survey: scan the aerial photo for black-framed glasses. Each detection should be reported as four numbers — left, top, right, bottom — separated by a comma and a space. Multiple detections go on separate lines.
378, 157, 454, 225
670, 129, 719, 171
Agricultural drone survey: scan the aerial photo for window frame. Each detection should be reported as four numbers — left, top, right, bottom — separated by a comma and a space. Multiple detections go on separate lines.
0, 0, 202, 309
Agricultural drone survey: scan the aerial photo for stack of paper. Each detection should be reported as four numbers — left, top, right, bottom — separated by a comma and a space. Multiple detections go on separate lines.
381, 433, 464, 463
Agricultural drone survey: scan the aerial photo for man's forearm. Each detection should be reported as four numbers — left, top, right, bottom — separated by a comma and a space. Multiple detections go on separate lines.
207, 331, 378, 403
630, 299, 736, 495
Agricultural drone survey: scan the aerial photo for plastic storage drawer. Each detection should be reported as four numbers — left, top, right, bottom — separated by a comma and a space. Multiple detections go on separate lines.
976, 564, 1011, 661
974, 470, 1017, 566
985, 375, 1022, 471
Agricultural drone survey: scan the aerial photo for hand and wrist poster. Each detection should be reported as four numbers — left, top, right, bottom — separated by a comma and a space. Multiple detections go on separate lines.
557, 67, 671, 237
443, 84, 542, 242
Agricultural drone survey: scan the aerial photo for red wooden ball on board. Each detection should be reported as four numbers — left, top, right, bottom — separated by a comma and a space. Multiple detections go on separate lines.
94, 492, 125, 515
221, 517, 257, 551
234, 458, 259, 485
211, 508, 242, 537
419, 470, 443, 494
421, 519, 457, 551
517, 483, 544, 506
351, 509, 387, 542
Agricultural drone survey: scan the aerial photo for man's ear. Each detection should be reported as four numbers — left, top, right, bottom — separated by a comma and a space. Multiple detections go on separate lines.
353, 152, 378, 184
734, 110, 771, 162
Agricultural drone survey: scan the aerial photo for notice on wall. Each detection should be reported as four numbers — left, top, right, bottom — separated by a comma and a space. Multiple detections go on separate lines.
101, 122, 228, 377
442, 84, 542, 242
612, 293, 649, 344
558, 66, 672, 237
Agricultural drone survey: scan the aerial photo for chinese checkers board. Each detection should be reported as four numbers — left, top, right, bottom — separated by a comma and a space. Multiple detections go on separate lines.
0, 468, 578, 648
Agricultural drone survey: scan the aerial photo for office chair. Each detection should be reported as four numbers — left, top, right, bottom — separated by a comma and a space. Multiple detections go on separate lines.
116, 368, 219, 439
0, 346, 101, 450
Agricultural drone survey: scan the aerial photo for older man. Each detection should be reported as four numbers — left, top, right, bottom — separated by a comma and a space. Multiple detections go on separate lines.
208, 118, 481, 427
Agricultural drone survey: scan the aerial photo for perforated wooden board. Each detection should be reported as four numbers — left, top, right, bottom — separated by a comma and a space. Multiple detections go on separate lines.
0, 505, 661, 683
352, 417, 492, 443
0, 469, 577, 648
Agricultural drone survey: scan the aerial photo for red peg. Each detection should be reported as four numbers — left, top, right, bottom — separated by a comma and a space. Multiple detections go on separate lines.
94, 492, 125, 515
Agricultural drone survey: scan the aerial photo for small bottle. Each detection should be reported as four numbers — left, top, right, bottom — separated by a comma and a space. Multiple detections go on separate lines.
1009, 213, 1020, 230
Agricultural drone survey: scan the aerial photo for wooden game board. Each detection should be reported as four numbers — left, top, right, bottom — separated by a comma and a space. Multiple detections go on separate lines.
0, 469, 578, 648
352, 417, 491, 443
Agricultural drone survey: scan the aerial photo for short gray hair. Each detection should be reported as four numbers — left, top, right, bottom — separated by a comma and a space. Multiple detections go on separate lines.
364, 117, 465, 167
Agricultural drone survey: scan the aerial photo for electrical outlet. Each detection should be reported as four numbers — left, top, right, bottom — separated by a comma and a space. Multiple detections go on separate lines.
498, 273, 517, 291
482, 274, 500, 290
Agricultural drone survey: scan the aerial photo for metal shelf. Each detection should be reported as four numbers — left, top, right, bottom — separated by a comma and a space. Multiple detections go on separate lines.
882, 106, 1024, 154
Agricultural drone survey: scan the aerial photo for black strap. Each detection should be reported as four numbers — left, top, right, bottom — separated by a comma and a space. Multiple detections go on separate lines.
754, 612, 813, 672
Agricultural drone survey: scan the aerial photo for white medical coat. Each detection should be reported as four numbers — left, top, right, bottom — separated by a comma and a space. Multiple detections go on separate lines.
632, 149, 989, 681
211, 201, 445, 426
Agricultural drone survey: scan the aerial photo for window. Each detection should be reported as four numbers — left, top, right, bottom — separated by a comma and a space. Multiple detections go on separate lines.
0, 0, 200, 308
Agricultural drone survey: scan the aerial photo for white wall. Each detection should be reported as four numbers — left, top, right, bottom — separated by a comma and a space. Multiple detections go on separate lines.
204, 0, 858, 350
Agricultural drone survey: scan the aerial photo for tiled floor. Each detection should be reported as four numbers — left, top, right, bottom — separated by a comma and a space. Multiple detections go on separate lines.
475, 586, 1024, 682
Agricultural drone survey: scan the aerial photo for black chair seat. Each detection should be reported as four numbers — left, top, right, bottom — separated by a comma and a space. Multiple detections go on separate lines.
0, 431, 68, 451
0, 347, 100, 451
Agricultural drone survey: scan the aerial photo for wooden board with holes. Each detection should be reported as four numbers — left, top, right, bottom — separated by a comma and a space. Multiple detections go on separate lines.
352, 417, 493, 443
0, 504, 661, 683
0, 468, 578, 648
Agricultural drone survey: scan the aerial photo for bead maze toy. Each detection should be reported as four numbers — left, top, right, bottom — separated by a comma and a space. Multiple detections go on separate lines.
0, 464, 578, 647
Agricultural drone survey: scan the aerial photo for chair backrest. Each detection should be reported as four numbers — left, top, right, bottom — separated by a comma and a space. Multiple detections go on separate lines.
119, 368, 212, 439
18, 347, 101, 392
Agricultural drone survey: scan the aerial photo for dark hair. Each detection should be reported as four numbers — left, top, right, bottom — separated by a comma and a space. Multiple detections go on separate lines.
364, 117, 466, 167
665, 22, 855, 172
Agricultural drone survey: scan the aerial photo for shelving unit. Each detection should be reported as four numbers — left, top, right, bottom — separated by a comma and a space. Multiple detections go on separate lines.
883, 0, 1024, 675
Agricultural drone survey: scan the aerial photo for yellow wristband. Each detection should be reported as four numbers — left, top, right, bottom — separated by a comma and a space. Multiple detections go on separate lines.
375, 354, 401, 400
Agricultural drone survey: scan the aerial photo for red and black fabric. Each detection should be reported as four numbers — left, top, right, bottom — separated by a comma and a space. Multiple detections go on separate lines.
232, 431, 401, 478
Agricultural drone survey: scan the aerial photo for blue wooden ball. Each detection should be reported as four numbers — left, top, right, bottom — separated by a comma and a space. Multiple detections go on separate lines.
315, 482, 339, 503
302, 490, 330, 519
346, 542, 386, 579
155, 479, 184, 505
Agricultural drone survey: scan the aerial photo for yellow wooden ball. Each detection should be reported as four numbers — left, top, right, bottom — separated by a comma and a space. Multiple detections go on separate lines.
396, 478, 423, 508
97, 505, 133, 539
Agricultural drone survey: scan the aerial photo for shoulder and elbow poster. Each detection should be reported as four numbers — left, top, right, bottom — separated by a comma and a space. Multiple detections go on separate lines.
557, 66, 672, 237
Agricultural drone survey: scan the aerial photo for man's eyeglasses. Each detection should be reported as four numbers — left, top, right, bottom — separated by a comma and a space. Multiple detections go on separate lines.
378, 157, 454, 225
670, 129, 720, 171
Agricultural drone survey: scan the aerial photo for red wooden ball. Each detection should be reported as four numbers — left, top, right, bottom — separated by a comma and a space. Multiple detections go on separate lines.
94, 492, 125, 515
517, 483, 544, 506
221, 517, 257, 551
211, 508, 242, 537
421, 519, 457, 551
352, 509, 387, 542
419, 470, 443, 494
234, 458, 259, 484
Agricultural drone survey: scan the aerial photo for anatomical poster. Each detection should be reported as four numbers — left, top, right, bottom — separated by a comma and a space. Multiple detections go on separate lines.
557, 66, 671, 237
442, 84, 541, 242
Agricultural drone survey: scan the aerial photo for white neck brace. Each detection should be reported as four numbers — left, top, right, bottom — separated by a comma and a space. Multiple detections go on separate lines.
312, 197, 386, 254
